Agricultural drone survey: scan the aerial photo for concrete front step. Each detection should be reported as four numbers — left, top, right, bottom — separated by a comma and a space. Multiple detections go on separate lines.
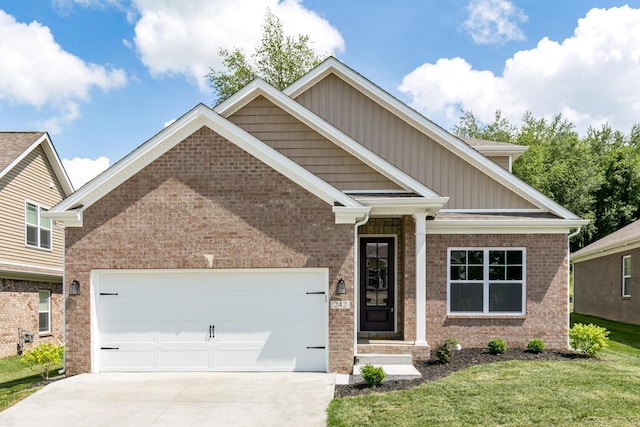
357, 340, 431, 362
350, 364, 422, 384
356, 353, 413, 365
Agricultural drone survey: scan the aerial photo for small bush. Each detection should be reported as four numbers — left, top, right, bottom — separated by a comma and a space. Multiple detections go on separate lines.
487, 339, 507, 355
527, 339, 545, 353
21, 342, 64, 379
436, 338, 459, 363
569, 323, 609, 357
359, 364, 386, 387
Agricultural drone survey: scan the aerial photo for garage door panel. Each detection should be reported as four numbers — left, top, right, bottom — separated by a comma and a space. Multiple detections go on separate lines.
96, 269, 328, 372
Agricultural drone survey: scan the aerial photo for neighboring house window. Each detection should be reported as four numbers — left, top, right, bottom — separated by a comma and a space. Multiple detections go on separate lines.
448, 248, 526, 314
39, 290, 51, 333
623, 255, 631, 297
25, 202, 51, 249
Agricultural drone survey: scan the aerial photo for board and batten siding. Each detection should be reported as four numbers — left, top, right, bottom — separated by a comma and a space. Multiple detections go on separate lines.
229, 96, 403, 191
0, 145, 65, 274
294, 74, 536, 210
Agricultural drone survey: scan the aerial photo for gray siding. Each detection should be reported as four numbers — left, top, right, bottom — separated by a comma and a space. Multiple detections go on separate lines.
0, 146, 65, 273
574, 249, 640, 325
294, 74, 535, 209
229, 96, 403, 191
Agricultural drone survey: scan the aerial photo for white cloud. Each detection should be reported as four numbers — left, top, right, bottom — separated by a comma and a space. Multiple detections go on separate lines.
463, 0, 527, 45
0, 10, 127, 128
400, 6, 640, 134
130, 0, 345, 91
62, 156, 110, 188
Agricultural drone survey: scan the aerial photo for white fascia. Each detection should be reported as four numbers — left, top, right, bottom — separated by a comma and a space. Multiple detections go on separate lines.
426, 218, 590, 235
216, 79, 441, 199
285, 58, 581, 221
357, 196, 449, 216
0, 133, 74, 196
332, 206, 372, 224
572, 239, 640, 264
48, 104, 362, 226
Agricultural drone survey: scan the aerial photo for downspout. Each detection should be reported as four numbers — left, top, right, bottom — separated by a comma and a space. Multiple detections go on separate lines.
353, 212, 370, 361
57, 222, 66, 376
566, 227, 581, 349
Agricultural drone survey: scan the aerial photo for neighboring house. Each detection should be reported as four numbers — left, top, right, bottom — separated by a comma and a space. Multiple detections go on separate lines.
572, 220, 640, 325
47, 58, 587, 375
0, 132, 73, 358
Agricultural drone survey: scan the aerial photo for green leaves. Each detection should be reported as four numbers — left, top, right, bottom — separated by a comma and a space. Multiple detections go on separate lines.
21, 343, 64, 380
569, 323, 610, 358
453, 110, 640, 251
208, 9, 323, 104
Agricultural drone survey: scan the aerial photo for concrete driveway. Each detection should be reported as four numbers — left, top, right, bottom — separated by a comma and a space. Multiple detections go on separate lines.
0, 372, 336, 426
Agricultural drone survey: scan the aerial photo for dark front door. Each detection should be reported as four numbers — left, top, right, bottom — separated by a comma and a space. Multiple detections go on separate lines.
360, 237, 395, 332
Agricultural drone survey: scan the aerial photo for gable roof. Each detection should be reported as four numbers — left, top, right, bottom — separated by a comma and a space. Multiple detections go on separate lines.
46, 104, 382, 226
0, 132, 74, 196
572, 220, 640, 263
214, 78, 447, 204
284, 57, 583, 221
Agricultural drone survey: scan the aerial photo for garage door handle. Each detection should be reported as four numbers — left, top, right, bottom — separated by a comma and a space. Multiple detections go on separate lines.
101, 347, 119, 350
209, 325, 215, 338
306, 291, 325, 295
306, 346, 326, 349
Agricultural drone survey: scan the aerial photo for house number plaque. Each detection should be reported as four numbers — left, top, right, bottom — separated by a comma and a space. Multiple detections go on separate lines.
330, 300, 350, 309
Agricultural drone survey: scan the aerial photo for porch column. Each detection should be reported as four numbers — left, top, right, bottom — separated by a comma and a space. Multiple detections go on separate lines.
414, 213, 428, 346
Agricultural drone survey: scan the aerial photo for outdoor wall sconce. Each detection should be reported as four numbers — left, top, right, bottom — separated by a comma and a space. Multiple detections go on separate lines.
69, 280, 80, 296
337, 278, 346, 294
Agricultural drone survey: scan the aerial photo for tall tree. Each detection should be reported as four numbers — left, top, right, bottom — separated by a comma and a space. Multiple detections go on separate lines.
586, 124, 640, 241
453, 109, 516, 143
207, 9, 323, 104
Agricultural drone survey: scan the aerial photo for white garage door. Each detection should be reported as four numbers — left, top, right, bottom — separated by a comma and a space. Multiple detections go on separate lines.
93, 269, 328, 372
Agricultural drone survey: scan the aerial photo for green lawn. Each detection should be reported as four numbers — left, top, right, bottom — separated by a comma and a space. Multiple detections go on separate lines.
327, 313, 640, 426
0, 355, 62, 412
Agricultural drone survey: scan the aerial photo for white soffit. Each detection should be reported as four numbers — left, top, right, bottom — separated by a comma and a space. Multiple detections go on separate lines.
284, 58, 581, 221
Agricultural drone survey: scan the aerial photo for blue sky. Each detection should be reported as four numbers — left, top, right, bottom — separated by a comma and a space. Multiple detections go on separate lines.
1, 0, 638, 187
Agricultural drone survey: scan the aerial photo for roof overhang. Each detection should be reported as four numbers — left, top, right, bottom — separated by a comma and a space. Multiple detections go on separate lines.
216, 79, 442, 199
426, 218, 589, 235
47, 104, 365, 226
285, 58, 583, 222
572, 237, 640, 263
355, 196, 449, 216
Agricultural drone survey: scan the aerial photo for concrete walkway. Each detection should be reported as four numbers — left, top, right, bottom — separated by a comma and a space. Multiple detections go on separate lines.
0, 372, 336, 426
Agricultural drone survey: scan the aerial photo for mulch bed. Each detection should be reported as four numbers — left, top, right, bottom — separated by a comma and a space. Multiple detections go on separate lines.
335, 348, 593, 398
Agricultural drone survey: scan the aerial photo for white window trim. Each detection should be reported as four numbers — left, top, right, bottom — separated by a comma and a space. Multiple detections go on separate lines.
622, 255, 631, 297
447, 247, 527, 316
38, 289, 51, 334
25, 200, 52, 251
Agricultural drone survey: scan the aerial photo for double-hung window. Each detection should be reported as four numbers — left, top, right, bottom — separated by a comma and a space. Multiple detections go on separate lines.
39, 290, 51, 334
26, 202, 51, 250
622, 255, 631, 297
448, 248, 526, 315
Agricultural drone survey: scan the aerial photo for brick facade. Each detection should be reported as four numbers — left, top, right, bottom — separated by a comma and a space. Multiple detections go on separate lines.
574, 248, 640, 325
64, 127, 355, 374
0, 278, 63, 358
425, 234, 569, 349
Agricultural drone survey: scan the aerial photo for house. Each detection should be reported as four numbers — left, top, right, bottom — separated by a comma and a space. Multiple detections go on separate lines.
0, 132, 73, 358
572, 220, 640, 325
46, 58, 587, 375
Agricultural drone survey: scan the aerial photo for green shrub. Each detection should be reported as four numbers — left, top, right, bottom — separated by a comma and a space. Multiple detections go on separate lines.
359, 364, 386, 387
526, 339, 545, 353
21, 342, 64, 379
569, 323, 610, 357
436, 338, 459, 363
487, 339, 507, 355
